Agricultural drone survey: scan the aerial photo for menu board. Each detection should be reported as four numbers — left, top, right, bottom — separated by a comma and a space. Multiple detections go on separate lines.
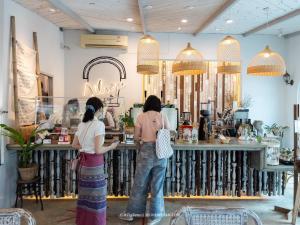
16, 41, 37, 125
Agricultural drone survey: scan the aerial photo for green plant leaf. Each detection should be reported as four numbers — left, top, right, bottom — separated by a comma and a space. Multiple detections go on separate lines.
0, 124, 25, 146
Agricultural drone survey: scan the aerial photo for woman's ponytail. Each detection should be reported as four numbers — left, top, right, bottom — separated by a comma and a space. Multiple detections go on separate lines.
82, 97, 103, 122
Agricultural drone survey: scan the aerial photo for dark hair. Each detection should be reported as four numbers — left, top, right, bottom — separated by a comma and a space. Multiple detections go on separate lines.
67, 98, 79, 107
82, 97, 103, 122
143, 95, 161, 113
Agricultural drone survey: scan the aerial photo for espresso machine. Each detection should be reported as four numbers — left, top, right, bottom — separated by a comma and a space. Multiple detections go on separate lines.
198, 101, 212, 140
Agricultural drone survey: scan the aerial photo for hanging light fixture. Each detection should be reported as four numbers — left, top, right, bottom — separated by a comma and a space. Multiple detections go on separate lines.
137, 35, 159, 75
247, 7, 286, 76
217, 35, 241, 74
172, 42, 206, 75
247, 45, 286, 76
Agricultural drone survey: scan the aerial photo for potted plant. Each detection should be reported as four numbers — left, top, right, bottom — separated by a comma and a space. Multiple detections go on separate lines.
0, 124, 44, 181
120, 113, 135, 134
264, 123, 289, 138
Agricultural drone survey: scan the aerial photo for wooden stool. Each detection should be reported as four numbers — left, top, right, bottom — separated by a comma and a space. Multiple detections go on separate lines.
15, 176, 44, 210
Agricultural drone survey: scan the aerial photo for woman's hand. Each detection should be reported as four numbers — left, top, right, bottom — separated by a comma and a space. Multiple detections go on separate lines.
110, 141, 119, 150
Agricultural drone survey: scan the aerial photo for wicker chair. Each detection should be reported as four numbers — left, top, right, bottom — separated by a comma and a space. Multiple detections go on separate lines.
169, 207, 263, 225
0, 208, 36, 225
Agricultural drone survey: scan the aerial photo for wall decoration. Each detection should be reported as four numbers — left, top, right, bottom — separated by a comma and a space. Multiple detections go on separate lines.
82, 56, 127, 107
15, 41, 38, 126
83, 56, 126, 81
143, 60, 240, 122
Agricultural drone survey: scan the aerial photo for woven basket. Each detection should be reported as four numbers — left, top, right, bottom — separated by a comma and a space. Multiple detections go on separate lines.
18, 164, 38, 181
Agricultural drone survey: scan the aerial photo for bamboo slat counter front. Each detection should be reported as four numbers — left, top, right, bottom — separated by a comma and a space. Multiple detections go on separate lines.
7, 138, 293, 199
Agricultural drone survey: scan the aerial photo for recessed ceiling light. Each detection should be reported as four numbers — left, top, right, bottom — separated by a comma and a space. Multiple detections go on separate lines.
177, 27, 182, 31
144, 5, 153, 9
126, 18, 134, 22
184, 5, 195, 10
226, 19, 234, 24
181, 19, 188, 23
49, 8, 56, 13
89, 2, 95, 5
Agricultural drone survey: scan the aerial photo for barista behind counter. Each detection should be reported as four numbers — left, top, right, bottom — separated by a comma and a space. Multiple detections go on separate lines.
103, 108, 115, 130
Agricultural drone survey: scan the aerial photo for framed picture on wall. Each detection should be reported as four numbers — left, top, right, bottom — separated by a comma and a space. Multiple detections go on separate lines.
38, 73, 53, 120
39, 72, 53, 98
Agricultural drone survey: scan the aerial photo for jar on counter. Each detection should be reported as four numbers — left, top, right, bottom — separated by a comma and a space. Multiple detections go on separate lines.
181, 125, 193, 143
191, 123, 198, 143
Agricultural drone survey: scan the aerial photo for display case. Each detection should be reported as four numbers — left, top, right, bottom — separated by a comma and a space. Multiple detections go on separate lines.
19, 96, 126, 144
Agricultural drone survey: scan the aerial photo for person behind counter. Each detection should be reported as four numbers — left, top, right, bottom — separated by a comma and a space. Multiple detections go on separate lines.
103, 107, 115, 130
62, 98, 81, 130
120, 95, 170, 225
72, 97, 118, 225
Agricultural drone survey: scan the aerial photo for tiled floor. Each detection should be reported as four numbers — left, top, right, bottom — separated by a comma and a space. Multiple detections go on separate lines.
23, 181, 300, 225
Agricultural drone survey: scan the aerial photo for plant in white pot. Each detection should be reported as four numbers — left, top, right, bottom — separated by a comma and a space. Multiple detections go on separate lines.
0, 124, 45, 181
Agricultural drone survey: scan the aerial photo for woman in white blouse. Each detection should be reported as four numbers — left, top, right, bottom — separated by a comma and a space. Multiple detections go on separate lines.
72, 97, 118, 225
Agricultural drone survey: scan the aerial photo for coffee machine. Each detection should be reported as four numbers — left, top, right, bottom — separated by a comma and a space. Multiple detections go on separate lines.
198, 101, 213, 140
198, 109, 212, 140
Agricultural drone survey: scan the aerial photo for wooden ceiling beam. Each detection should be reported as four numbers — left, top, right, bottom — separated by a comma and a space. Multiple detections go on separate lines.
193, 0, 237, 36
242, 8, 300, 37
48, 0, 95, 33
138, 0, 146, 34
284, 30, 300, 39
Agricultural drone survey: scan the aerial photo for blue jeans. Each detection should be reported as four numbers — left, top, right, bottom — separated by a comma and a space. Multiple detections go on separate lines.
126, 142, 167, 219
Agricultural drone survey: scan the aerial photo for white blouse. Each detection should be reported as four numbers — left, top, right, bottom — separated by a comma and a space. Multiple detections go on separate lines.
75, 117, 105, 154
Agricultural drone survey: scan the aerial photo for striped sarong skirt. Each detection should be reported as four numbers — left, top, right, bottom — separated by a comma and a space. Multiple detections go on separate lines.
76, 152, 107, 225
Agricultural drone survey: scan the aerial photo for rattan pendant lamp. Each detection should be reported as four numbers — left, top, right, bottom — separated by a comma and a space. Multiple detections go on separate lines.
247, 7, 286, 76
172, 42, 206, 75
247, 45, 286, 76
217, 36, 241, 74
137, 34, 160, 75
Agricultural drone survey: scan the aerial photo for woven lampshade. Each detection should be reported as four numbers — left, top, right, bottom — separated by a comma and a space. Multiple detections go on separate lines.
137, 35, 159, 75
217, 36, 241, 74
172, 42, 206, 75
247, 45, 286, 76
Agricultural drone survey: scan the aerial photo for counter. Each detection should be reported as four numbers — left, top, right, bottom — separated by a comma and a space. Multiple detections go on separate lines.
7, 139, 292, 198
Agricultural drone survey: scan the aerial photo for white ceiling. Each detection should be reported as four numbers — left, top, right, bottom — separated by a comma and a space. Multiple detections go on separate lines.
12, 0, 300, 37
204, 0, 300, 35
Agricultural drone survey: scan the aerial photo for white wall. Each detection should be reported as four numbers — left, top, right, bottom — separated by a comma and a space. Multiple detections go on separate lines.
285, 35, 300, 148
0, 0, 65, 207
64, 30, 287, 127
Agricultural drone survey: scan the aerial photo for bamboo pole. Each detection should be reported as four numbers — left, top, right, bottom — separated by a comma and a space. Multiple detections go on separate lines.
180, 76, 184, 114
11, 16, 20, 128
33, 32, 42, 97
190, 75, 195, 123
222, 74, 225, 111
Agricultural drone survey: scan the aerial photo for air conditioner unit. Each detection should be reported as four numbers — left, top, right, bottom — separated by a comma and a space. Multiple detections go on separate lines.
80, 34, 128, 49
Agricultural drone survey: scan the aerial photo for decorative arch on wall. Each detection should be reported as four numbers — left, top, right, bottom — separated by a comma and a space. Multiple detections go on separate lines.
82, 56, 126, 81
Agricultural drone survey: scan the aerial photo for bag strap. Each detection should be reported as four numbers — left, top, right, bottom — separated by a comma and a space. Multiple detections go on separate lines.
161, 113, 164, 129
77, 121, 94, 156
81, 121, 93, 146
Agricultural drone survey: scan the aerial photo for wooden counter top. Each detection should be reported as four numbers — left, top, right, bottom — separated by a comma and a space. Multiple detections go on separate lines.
6, 138, 266, 151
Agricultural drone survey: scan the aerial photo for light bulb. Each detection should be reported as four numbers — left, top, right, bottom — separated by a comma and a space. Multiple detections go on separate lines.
186, 50, 192, 56
224, 39, 232, 44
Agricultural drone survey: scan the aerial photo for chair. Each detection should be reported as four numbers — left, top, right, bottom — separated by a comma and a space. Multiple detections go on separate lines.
0, 208, 36, 225
15, 176, 44, 210
169, 206, 263, 225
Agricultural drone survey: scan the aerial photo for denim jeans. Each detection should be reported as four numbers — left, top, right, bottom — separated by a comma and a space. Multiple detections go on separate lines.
126, 142, 167, 219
